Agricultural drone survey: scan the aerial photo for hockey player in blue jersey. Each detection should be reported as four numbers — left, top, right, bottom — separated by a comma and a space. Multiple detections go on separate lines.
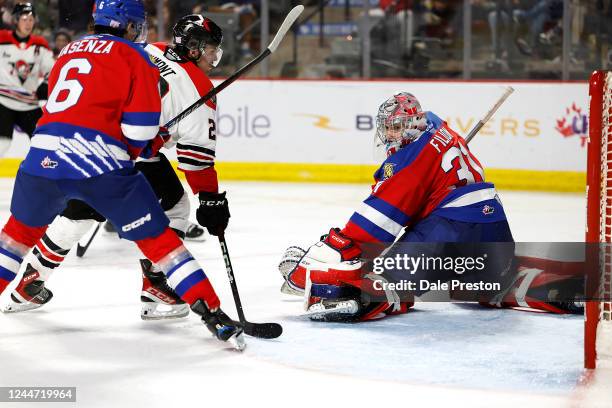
0, 0, 245, 350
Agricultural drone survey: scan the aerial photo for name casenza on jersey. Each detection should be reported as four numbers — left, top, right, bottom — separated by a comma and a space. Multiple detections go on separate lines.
58, 39, 114, 57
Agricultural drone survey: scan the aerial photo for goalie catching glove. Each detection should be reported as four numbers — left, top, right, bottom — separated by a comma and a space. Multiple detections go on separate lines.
278, 228, 413, 322
278, 228, 361, 295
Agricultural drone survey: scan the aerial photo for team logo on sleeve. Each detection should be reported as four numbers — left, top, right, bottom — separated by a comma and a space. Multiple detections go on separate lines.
41, 156, 58, 169
383, 163, 395, 180
482, 205, 495, 215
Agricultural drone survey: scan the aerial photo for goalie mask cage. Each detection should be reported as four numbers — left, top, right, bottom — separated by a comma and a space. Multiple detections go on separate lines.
586, 70, 612, 370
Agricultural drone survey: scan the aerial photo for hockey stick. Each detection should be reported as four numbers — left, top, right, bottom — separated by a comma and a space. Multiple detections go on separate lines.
464, 86, 514, 144
218, 235, 283, 339
163, 5, 304, 130
76, 222, 101, 258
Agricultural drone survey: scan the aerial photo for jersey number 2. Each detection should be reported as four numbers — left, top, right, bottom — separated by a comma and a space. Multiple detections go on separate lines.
46, 58, 92, 114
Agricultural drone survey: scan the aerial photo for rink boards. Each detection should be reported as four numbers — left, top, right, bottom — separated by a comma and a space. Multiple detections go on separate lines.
1, 79, 589, 191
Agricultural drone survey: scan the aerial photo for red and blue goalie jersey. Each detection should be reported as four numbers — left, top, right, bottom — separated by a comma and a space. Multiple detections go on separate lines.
342, 112, 507, 245
22, 34, 161, 179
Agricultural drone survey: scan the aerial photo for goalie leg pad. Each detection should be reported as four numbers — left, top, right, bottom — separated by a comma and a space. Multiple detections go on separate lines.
304, 259, 411, 322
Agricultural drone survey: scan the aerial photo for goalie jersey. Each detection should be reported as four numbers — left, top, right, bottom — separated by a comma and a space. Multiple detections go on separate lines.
342, 112, 507, 245
145, 42, 219, 194
0, 30, 55, 111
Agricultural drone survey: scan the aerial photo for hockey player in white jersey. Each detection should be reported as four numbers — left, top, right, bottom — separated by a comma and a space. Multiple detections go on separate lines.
0, 2, 54, 157
3, 15, 229, 321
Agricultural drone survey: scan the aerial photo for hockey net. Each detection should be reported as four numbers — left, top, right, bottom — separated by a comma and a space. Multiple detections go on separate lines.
586, 70, 612, 370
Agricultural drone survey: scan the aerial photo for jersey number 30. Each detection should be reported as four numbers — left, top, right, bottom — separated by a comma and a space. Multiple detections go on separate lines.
441, 140, 485, 186
46, 58, 92, 114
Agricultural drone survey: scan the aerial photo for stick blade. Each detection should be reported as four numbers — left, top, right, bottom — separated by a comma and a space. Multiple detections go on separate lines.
241, 321, 283, 339
76, 244, 86, 258
268, 5, 304, 53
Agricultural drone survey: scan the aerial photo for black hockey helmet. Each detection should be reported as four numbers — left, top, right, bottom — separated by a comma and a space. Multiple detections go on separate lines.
172, 14, 223, 64
12, 2, 36, 20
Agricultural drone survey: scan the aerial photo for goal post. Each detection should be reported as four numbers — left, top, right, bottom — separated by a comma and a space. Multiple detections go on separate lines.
585, 70, 612, 370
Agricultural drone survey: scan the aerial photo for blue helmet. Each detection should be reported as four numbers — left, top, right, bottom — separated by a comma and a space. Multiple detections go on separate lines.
93, 0, 145, 32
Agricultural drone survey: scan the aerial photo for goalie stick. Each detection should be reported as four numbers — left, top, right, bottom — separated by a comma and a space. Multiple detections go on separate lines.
218, 235, 283, 339
464, 86, 514, 144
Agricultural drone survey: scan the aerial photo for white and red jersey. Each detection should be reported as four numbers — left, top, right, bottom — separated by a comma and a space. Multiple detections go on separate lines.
22, 34, 161, 179
145, 42, 219, 194
0, 30, 55, 111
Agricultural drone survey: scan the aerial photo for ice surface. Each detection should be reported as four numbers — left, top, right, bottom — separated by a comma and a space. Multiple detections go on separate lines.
0, 179, 601, 408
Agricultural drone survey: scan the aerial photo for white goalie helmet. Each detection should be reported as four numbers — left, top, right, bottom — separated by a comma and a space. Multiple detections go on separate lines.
375, 92, 428, 155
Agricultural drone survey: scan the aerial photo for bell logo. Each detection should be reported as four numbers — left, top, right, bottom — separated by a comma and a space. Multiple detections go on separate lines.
122, 213, 152, 232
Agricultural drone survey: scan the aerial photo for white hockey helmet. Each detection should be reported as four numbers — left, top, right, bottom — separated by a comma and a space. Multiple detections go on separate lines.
375, 92, 427, 155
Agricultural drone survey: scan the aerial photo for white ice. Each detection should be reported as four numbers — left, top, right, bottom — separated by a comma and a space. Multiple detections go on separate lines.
0, 179, 606, 408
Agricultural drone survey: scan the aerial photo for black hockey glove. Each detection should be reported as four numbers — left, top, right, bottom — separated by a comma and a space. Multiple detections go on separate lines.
36, 82, 49, 101
196, 192, 230, 236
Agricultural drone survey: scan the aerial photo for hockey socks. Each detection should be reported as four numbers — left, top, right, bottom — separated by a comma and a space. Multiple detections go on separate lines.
28, 217, 94, 280
157, 246, 220, 309
0, 231, 29, 294
137, 228, 220, 310
0, 242, 22, 293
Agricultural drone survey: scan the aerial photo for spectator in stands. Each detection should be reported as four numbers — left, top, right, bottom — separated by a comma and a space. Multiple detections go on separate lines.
193, 0, 258, 58
52, 29, 71, 57
417, 0, 461, 40
0, 1, 12, 29
379, 0, 413, 14
146, 20, 158, 43
486, 0, 521, 59
514, 0, 563, 56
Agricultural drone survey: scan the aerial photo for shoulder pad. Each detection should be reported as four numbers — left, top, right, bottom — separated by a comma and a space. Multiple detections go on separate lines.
0, 30, 13, 44
30, 35, 50, 49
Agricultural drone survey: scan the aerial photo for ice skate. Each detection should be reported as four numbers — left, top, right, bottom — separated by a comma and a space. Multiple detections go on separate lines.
190, 299, 246, 351
2, 264, 53, 313
185, 223, 206, 242
140, 259, 190, 320
305, 299, 360, 322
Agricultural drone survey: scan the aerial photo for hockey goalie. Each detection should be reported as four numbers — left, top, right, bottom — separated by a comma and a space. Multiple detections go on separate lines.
278, 92, 583, 322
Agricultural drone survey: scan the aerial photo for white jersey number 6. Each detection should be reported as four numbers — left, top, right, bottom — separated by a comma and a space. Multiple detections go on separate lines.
46, 58, 92, 114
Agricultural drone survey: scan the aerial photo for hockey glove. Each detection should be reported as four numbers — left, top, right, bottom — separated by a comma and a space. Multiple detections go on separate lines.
278, 229, 360, 295
196, 191, 230, 236
36, 81, 49, 101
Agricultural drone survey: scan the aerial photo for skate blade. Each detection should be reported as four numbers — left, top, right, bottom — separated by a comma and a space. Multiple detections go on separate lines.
305, 300, 359, 321
185, 235, 206, 242
140, 303, 190, 320
2, 301, 43, 314
228, 332, 247, 352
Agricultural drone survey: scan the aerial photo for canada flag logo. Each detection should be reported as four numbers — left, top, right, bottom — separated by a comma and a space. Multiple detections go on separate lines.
555, 103, 588, 147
